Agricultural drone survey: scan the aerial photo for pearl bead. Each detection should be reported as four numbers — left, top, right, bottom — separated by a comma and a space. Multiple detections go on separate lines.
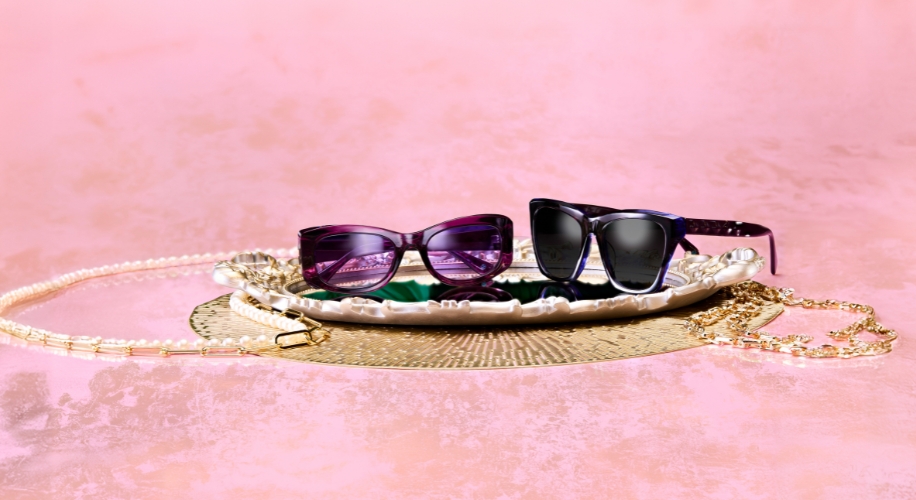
208, 339, 219, 346
0, 248, 274, 359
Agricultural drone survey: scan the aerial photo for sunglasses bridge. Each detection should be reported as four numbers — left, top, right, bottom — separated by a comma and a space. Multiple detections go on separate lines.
400, 231, 425, 250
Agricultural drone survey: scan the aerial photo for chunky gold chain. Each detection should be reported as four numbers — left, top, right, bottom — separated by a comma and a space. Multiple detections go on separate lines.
684, 281, 897, 358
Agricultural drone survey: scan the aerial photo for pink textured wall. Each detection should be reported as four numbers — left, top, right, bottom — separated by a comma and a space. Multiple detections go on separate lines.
1, 1, 915, 497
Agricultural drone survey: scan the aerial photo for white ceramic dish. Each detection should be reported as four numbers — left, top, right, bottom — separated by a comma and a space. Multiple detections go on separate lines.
212, 240, 764, 326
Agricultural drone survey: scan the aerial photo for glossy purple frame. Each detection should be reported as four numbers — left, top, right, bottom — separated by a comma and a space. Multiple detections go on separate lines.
299, 214, 514, 293
529, 198, 777, 294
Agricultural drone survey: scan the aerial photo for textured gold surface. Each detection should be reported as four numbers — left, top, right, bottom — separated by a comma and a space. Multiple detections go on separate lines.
189, 289, 784, 369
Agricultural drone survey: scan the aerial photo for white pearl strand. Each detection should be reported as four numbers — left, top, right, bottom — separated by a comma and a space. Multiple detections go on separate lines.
229, 291, 305, 332
0, 248, 298, 358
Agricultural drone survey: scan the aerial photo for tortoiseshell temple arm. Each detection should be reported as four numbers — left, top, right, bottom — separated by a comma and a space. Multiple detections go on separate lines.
685, 219, 777, 274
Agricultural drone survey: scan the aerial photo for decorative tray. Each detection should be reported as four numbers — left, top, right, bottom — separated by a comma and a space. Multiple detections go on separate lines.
212, 240, 764, 326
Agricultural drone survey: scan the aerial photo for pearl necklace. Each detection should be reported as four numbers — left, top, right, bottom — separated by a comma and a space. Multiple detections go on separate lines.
0, 248, 315, 358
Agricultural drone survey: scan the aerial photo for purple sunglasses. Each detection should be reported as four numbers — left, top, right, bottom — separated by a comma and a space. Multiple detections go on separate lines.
299, 215, 514, 293
530, 198, 777, 294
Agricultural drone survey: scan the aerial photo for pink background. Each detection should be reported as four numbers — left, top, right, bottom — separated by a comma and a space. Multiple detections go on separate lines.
1, 1, 915, 497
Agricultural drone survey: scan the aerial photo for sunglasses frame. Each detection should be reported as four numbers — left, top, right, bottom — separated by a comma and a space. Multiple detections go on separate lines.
529, 198, 777, 294
299, 214, 513, 293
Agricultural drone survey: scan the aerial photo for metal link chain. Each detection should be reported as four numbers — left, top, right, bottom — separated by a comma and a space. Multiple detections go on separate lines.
684, 281, 897, 358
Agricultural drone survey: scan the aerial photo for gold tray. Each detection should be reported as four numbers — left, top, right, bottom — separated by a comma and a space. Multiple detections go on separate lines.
189, 287, 783, 369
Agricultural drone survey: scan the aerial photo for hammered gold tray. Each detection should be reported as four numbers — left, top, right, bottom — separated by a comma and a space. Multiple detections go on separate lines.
189, 287, 783, 369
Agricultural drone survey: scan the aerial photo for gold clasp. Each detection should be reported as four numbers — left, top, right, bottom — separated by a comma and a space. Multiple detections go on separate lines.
274, 327, 331, 348
246, 296, 329, 347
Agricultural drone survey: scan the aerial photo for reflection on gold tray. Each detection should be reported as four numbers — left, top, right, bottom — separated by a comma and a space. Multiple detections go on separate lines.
189, 287, 783, 369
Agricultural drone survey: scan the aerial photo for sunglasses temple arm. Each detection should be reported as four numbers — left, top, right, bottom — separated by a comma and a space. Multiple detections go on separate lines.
316, 247, 493, 283
446, 251, 493, 274
318, 246, 492, 281
317, 243, 396, 282
679, 238, 699, 256
684, 219, 778, 275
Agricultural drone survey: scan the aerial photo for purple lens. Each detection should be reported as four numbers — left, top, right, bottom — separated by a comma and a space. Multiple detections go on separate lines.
314, 233, 397, 289
426, 225, 502, 281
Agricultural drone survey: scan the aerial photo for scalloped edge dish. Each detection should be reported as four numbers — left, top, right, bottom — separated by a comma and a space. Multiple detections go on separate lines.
212, 240, 764, 326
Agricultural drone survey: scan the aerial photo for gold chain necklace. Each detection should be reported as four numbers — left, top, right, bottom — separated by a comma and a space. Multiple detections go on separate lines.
684, 281, 897, 358
0, 253, 898, 360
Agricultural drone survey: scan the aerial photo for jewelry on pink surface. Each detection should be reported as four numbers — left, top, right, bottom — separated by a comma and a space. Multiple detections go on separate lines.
0, 248, 323, 358
0, 248, 899, 361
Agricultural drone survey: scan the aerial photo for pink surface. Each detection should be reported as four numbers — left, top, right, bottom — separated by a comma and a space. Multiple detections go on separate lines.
1, 1, 915, 497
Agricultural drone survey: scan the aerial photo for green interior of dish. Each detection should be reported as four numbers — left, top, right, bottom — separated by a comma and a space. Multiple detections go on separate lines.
301, 279, 627, 304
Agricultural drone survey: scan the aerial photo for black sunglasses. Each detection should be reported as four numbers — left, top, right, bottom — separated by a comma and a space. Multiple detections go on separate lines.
529, 198, 776, 294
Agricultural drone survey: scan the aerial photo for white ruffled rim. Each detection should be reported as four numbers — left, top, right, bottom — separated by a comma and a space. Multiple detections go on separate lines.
212, 242, 764, 326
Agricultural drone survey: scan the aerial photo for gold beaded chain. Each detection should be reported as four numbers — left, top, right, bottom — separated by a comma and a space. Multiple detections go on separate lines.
684, 281, 897, 358
0, 250, 322, 358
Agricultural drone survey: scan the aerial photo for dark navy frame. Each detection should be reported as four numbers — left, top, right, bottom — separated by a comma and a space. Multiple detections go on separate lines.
529, 198, 777, 294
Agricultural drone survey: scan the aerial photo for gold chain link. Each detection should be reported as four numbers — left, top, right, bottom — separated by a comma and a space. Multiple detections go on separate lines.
684, 281, 897, 358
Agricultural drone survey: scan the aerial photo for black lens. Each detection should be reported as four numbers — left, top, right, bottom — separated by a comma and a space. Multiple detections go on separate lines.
602, 219, 667, 291
533, 207, 586, 279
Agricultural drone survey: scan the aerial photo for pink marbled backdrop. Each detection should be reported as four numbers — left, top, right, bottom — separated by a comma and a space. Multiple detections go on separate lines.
1, 1, 915, 498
